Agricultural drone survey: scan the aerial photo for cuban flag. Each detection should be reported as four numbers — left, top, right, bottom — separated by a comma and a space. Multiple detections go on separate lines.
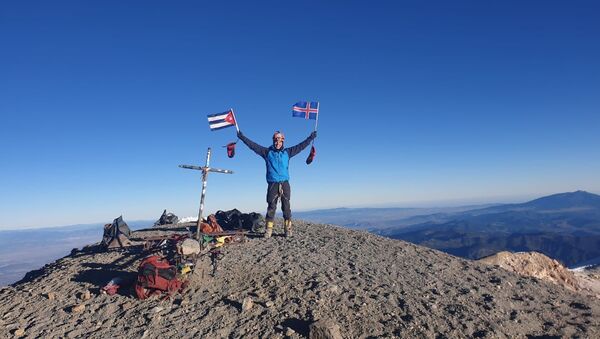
292, 101, 319, 120
207, 110, 236, 131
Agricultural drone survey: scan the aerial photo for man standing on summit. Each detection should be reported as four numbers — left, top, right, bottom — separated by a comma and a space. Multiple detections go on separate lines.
237, 130, 316, 238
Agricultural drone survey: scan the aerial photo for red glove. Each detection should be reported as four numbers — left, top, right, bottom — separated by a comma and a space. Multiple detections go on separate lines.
306, 146, 316, 164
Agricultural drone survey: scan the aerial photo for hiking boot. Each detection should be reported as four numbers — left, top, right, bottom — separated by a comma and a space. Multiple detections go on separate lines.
284, 219, 292, 237
264, 221, 274, 238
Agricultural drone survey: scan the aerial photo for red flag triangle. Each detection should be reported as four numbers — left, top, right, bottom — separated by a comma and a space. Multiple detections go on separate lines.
225, 111, 236, 125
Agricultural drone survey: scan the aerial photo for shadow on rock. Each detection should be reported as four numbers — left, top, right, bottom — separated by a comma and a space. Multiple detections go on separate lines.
281, 318, 310, 336
68, 244, 104, 259
12, 266, 50, 286
108, 248, 147, 268
73, 263, 137, 298
223, 298, 242, 311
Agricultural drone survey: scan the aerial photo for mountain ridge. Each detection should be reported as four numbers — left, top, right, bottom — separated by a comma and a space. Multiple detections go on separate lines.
376, 191, 600, 267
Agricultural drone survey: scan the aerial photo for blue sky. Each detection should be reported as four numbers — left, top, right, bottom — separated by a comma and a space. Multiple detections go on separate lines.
1, 1, 599, 229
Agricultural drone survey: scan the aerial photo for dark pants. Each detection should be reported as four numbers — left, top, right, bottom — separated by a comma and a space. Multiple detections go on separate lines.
266, 181, 291, 222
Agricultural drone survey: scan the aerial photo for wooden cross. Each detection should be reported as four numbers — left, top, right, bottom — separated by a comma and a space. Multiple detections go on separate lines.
179, 147, 233, 240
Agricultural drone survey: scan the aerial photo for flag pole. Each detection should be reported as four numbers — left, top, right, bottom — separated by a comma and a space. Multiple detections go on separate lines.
313, 102, 319, 133
231, 108, 240, 133
310, 102, 319, 146
305, 102, 319, 165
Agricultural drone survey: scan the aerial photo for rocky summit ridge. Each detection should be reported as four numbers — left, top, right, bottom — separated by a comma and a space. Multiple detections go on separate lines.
477, 251, 581, 292
1, 221, 599, 338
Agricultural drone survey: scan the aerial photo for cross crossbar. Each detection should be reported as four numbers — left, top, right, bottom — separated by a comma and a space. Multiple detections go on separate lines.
179, 164, 233, 174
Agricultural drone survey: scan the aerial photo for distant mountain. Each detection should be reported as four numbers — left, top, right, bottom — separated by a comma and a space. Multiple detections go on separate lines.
375, 191, 600, 267
523, 190, 600, 209
294, 204, 499, 230
457, 190, 600, 216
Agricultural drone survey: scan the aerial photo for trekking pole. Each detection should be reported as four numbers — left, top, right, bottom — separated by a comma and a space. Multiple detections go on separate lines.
210, 248, 222, 276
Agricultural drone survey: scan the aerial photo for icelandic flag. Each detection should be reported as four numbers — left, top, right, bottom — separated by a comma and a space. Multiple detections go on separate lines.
207, 110, 236, 131
292, 101, 319, 120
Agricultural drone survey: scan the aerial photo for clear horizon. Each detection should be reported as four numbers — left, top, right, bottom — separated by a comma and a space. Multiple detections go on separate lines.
2, 2, 599, 229
2, 189, 597, 231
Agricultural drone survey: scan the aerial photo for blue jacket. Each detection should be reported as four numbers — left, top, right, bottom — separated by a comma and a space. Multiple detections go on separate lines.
238, 132, 315, 183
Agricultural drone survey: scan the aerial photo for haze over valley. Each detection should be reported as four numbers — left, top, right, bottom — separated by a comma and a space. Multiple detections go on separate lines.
3, 191, 600, 286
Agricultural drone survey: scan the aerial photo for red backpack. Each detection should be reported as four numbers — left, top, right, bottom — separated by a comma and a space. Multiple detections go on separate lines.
135, 255, 185, 299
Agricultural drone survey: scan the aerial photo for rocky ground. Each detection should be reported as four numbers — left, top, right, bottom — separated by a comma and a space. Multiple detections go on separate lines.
573, 266, 600, 299
1, 221, 599, 338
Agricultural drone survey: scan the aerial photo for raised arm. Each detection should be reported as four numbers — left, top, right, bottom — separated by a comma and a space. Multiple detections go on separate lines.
287, 131, 317, 158
238, 131, 268, 158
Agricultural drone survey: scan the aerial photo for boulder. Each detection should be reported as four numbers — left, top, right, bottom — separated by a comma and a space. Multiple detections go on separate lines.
309, 319, 342, 339
478, 251, 580, 291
